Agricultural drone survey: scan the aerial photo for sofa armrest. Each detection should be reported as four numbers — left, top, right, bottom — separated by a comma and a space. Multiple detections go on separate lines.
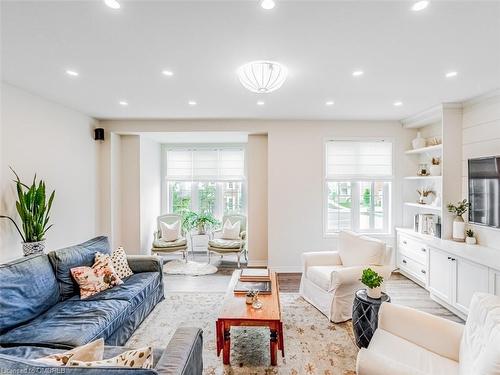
302, 251, 342, 274
330, 265, 392, 290
127, 255, 164, 274
378, 302, 464, 362
155, 327, 203, 375
356, 348, 425, 375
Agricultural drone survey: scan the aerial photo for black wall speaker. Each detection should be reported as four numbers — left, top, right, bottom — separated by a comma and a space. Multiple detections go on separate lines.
94, 128, 105, 141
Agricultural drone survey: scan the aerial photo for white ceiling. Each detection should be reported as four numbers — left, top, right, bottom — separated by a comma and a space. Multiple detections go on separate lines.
2, 0, 500, 120
140, 131, 248, 143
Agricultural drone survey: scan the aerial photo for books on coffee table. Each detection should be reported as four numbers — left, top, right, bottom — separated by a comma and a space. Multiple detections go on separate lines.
239, 268, 270, 282
233, 280, 272, 295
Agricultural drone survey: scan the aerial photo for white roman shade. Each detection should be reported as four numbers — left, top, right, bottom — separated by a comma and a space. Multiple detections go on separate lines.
326, 140, 393, 179
166, 147, 245, 181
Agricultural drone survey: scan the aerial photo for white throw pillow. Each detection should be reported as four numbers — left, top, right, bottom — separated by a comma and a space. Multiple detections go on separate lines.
459, 293, 500, 375
221, 219, 241, 240
160, 220, 180, 242
337, 230, 384, 266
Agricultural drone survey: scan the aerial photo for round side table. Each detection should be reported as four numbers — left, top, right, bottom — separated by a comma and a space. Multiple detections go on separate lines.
352, 289, 391, 348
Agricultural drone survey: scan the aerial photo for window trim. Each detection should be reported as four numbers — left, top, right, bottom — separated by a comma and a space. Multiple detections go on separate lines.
322, 137, 395, 238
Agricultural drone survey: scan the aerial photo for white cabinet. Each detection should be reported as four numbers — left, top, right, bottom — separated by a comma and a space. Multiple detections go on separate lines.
397, 233, 428, 285
490, 269, 500, 297
428, 248, 452, 303
452, 257, 489, 314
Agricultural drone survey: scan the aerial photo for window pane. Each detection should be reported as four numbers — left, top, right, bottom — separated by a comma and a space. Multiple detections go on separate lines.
327, 182, 352, 232
170, 181, 191, 215
224, 181, 245, 215
358, 181, 388, 232
198, 182, 217, 215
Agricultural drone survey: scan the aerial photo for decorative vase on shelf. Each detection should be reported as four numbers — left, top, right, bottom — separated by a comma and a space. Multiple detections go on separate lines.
430, 164, 441, 176
22, 240, 46, 256
367, 287, 382, 299
452, 216, 466, 242
412, 132, 427, 149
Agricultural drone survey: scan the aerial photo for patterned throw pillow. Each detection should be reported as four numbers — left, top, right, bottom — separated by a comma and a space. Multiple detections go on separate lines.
71, 253, 123, 299
36, 338, 104, 366
68, 346, 153, 368
97, 247, 133, 279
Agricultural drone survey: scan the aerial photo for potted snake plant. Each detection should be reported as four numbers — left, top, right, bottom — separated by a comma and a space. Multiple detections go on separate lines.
1, 168, 55, 256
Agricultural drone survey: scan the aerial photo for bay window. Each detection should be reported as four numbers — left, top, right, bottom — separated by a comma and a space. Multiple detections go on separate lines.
164, 145, 246, 219
325, 140, 393, 235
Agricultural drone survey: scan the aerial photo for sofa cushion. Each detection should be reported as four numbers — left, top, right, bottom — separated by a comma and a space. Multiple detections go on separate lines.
48, 236, 111, 300
306, 265, 344, 291
338, 230, 384, 266
0, 298, 130, 348
0, 254, 60, 334
459, 293, 500, 375
369, 329, 459, 374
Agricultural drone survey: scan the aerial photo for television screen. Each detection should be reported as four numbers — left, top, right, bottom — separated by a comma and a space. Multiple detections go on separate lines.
468, 156, 500, 229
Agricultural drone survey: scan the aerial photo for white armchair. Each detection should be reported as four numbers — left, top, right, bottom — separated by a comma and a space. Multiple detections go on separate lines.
299, 231, 392, 322
356, 292, 500, 375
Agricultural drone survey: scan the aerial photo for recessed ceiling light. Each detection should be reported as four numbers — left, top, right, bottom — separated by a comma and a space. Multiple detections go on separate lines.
260, 0, 275, 10
325, 101, 335, 106
119, 101, 128, 106
257, 100, 265, 106
445, 71, 458, 78
162, 70, 174, 77
65, 69, 79, 77
352, 70, 364, 77
104, 0, 120, 9
188, 101, 197, 106
393, 101, 403, 107
411, 1, 429, 11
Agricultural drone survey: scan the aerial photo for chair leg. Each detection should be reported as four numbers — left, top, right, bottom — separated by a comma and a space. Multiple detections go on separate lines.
183, 251, 188, 263
237, 253, 241, 269
244, 248, 248, 262
208, 250, 211, 264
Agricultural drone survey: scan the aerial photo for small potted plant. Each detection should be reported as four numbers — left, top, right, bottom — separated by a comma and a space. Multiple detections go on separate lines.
465, 229, 477, 245
430, 157, 441, 176
182, 211, 219, 235
416, 188, 434, 205
360, 268, 384, 299
447, 199, 470, 242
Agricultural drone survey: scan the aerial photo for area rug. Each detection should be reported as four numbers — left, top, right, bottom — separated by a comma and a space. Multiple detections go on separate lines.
163, 260, 218, 276
127, 292, 358, 374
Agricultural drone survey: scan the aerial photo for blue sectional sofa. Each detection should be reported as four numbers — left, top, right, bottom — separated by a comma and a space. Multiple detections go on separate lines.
0, 236, 203, 374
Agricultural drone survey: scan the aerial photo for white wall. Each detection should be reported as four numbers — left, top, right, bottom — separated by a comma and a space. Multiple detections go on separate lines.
98, 120, 415, 271
139, 137, 161, 254
462, 91, 500, 250
247, 134, 268, 266
0, 83, 98, 262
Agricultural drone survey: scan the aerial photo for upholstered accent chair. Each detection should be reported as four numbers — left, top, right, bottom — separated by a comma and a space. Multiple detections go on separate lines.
208, 214, 247, 268
300, 230, 393, 323
357, 292, 500, 375
151, 214, 188, 261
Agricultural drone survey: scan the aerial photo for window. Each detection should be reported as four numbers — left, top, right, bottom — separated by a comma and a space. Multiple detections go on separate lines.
325, 140, 392, 235
164, 146, 246, 218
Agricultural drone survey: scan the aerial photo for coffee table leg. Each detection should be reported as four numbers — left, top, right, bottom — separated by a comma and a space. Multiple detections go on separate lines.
223, 327, 231, 365
279, 321, 285, 357
270, 329, 278, 366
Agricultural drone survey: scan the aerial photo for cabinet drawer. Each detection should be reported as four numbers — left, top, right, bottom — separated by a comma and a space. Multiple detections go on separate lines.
399, 234, 428, 264
399, 255, 427, 283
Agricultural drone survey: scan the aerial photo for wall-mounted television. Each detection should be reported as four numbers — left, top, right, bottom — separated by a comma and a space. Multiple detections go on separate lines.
468, 156, 500, 229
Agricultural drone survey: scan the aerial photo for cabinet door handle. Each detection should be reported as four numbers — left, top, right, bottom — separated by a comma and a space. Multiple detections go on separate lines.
451, 258, 456, 261
402, 240, 407, 245
447, 256, 451, 260
421, 248, 426, 252
421, 270, 426, 274
402, 259, 407, 264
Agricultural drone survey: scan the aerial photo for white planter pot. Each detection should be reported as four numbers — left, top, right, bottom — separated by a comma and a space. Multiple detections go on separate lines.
412, 132, 426, 149
466, 237, 477, 245
22, 240, 46, 256
452, 217, 466, 242
430, 165, 441, 176
366, 287, 382, 299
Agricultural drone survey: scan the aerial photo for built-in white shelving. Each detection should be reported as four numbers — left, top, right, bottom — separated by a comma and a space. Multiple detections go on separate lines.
404, 144, 442, 155
404, 202, 442, 212
404, 175, 442, 180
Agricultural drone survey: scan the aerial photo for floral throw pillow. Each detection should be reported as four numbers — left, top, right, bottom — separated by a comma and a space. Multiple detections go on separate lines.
36, 339, 104, 366
68, 346, 153, 368
96, 247, 133, 279
71, 253, 123, 299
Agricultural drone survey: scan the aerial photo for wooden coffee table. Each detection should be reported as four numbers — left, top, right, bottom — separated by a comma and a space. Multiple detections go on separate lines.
216, 270, 285, 366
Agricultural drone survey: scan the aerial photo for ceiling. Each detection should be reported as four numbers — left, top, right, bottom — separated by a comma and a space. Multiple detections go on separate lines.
2, 0, 500, 120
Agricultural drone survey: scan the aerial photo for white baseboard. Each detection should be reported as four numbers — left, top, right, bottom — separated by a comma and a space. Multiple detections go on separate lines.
268, 265, 302, 273
247, 259, 268, 267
